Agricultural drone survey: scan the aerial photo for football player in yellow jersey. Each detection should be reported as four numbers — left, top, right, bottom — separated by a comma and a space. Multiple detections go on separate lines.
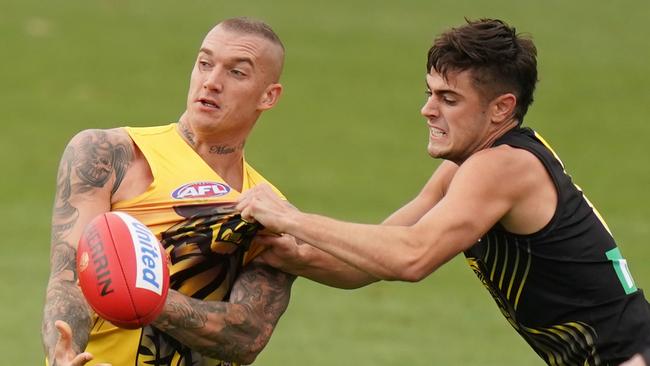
42, 17, 295, 366
238, 19, 650, 365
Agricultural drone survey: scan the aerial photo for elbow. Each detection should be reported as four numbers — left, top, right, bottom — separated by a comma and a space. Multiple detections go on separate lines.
393, 267, 430, 283
197, 319, 273, 364
238, 328, 270, 365
228, 324, 273, 365
196, 336, 264, 365
382, 252, 439, 283
234, 350, 259, 366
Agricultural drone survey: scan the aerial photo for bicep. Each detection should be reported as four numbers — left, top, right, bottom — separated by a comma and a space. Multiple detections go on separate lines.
49, 128, 133, 278
229, 262, 295, 325
412, 153, 519, 270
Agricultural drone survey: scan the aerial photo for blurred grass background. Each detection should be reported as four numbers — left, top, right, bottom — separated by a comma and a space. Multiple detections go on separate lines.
2, 0, 649, 364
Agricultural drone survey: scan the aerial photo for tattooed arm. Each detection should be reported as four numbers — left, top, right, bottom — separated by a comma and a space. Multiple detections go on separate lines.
42, 128, 134, 365
153, 262, 296, 364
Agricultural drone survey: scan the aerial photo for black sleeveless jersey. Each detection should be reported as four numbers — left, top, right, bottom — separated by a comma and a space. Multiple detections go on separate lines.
463, 127, 650, 365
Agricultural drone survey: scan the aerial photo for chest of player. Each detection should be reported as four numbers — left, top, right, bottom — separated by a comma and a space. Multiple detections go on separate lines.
159, 205, 259, 301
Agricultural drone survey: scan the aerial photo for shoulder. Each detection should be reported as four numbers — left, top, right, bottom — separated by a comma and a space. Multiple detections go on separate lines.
59, 127, 136, 195
462, 144, 543, 176
66, 127, 132, 149
63, 128, 135, 169
452, 145, 550, 200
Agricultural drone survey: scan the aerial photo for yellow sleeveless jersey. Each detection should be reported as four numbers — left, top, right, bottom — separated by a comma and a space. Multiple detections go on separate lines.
84, 123, 284, 366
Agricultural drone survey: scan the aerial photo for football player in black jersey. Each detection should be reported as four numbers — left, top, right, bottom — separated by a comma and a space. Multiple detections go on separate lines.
237, 18, 650, 365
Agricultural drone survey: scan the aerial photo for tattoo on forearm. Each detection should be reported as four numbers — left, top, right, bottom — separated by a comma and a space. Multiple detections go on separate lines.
50, 240, 77, 279
154, 263, 295, 362
159, 297, 209, 329
43, 279, 92, 354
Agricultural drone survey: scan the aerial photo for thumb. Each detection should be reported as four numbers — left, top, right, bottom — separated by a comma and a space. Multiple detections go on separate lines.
55, 320, 73, 345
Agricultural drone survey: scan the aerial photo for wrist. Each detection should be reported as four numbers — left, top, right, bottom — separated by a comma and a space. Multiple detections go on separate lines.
281, 209, 303, 234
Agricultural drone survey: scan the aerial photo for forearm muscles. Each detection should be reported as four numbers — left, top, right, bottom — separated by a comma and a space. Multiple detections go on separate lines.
287, 212, 426, 281
42, 241, 92, 357
154, 263, 295, 363
295, 245, 377, 288
154, 291, 260, 361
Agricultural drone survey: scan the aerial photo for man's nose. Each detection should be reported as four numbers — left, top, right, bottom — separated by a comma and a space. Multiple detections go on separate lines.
203, 68, 224, 92
421, 96, 440, 119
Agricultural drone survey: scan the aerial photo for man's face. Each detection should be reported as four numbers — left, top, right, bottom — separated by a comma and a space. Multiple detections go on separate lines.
421, 69, 493, 163
185, 26, 282, 134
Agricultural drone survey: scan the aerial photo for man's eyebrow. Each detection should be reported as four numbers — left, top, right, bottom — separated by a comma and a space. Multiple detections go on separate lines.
232, 57, 254, 67
198, 48, 254, 67
426, 83, 460, 96
199, 47, 213, 56
434, 88, 460, 96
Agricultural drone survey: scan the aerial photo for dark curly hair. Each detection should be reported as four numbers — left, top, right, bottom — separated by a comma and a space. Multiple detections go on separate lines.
427, 19, 538, 123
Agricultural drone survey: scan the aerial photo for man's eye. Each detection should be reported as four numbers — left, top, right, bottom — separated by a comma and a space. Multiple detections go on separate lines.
443, 97, 457, 105
231, 69, 246, 77
424, 90, 433, 97
199, 61, 211, 69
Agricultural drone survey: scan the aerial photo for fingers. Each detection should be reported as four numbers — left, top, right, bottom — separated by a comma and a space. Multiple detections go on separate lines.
55, 320, 73, 351
70, 352, 94, 365
237, 184, 295, 231
53, 320, 98, 366
254, 233, 295, 248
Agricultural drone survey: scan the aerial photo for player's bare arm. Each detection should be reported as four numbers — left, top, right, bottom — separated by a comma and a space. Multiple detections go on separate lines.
382, 160, 458, 226
247, 162, 460, 289
42, 128, 134, 365
255, 233, 378, 289
152, 261, 295, 364
237, 145, 555, 282
249, 199, 377, 289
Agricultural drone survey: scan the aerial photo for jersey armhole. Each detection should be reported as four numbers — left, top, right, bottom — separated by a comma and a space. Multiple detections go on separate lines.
112, 128, 158, 209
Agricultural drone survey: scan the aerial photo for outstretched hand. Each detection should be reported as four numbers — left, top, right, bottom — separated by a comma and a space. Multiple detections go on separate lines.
236, 184, 297, 233
51, 320, 110, 366
52, 320, 93, 366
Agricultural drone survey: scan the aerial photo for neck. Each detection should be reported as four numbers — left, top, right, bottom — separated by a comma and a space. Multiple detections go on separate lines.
177, 118, 247, 191
482, 119, 519, 149
453, 119, 519, 165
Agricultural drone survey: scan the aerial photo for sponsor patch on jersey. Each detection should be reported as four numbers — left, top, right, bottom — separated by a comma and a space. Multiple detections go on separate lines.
114, 212, 165, 295
171, 181, 231, 200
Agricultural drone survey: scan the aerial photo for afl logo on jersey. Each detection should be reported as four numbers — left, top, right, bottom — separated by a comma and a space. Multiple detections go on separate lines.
171, 182, 231, 199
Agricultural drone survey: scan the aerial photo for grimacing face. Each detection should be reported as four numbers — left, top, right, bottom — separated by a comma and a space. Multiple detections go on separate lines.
184, 26, 283, 135
421, 69, 495, 164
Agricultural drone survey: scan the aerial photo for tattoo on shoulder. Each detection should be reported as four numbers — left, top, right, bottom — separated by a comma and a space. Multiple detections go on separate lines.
74, 130, 134, 194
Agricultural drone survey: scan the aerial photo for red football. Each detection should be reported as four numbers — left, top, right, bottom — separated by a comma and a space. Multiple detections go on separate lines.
77, 211, 170, 329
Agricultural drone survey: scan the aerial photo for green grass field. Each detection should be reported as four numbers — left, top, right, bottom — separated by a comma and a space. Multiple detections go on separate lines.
2, 0, 649, 364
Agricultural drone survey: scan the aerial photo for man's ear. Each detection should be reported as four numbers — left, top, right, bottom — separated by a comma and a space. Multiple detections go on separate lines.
258, 83, 283, 111
491, 93, 517, 124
